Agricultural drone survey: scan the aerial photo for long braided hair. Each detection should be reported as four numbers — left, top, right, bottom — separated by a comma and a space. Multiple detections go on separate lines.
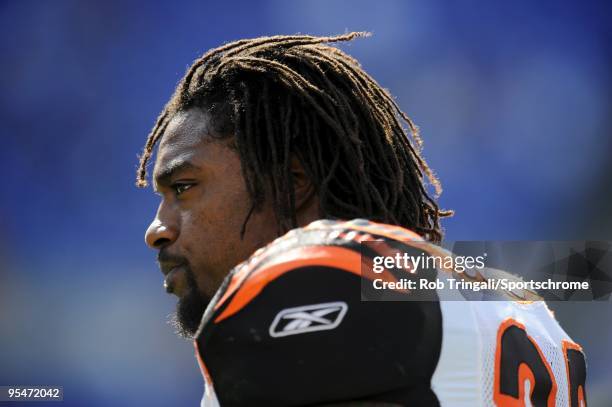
136, 32, 452, 242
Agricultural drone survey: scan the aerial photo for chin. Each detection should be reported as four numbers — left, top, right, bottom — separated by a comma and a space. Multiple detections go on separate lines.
172, 288, 209, 339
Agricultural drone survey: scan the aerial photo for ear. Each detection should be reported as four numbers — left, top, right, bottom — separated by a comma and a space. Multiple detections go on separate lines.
290, 156, 316, 211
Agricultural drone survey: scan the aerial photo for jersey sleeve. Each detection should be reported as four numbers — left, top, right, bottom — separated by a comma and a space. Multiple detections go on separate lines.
194, 242, 443, 406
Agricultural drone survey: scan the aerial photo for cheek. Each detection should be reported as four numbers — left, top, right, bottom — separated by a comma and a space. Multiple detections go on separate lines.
190, 180, 251, 240
242, 200, 279, 246
177, 182, 255, 291
182, 195, 245, 258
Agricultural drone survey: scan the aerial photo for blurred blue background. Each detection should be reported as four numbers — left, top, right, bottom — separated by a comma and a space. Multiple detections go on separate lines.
1, 0, 611, 405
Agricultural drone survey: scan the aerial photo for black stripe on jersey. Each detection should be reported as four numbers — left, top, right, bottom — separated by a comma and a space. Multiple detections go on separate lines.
198, 265, 442, 406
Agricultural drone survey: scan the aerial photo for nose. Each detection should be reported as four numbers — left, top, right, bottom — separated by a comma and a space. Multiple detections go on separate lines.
145, 206, 179, 249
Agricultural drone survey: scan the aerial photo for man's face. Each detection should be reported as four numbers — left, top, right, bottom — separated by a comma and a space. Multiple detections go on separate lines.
145, 108, 278, 338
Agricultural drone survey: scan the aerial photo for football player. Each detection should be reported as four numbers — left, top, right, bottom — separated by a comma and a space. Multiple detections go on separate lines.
139, 33, 587, 406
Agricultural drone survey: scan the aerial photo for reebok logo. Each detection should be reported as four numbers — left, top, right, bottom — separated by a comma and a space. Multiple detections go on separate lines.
269, 302, 348, 338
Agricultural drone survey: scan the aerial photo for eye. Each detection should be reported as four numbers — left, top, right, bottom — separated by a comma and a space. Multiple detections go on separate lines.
172, 182, 195, 196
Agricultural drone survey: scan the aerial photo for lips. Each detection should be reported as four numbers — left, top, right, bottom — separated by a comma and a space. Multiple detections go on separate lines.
163, 265, 189, 297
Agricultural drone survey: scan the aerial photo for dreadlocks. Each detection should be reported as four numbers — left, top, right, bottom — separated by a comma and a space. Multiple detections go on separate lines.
136, 32, 452, 242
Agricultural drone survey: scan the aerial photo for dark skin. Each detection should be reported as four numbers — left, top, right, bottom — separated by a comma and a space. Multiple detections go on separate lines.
146, 108, 406, 406
145, 108, 320, 336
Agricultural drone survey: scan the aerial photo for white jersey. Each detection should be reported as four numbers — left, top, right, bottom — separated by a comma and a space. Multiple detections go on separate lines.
194, 219, 587, 406
433, 269, 587, 407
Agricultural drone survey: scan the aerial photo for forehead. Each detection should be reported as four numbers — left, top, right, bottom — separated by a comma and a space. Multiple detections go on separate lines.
153, 109, 216, 176
156, 109, 213, 162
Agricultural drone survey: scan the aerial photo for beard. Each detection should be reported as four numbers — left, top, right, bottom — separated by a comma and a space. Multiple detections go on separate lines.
169, 266, 210, 339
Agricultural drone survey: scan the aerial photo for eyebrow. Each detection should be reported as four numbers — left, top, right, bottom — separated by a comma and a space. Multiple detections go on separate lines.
153, 160, 201, 190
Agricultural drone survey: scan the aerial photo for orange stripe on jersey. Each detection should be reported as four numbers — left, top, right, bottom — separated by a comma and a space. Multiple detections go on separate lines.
308, 220, 455, 264
214, 246, 359, 323
332, 219, 423, 243
306, 220, 454, 270
194, 340, 214, 387
213, 245, 396, 323
214, 265, 251, 312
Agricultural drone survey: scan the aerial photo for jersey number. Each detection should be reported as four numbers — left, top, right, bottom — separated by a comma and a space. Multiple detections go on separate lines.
494, 319, 587, 407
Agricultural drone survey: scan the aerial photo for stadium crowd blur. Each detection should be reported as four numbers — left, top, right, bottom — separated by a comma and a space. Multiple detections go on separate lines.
1, 1, 611, 405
